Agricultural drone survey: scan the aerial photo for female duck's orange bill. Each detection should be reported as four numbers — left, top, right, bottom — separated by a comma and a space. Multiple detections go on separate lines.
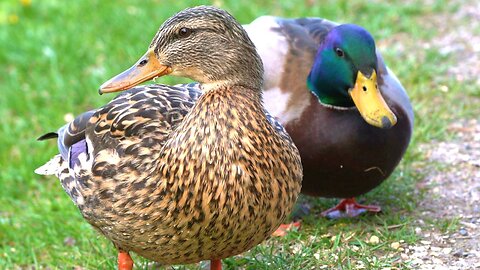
99, 48, 172, 94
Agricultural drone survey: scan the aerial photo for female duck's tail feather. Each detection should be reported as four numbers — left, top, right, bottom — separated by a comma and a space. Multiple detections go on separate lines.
35, 155, 62, 175
37, 132, 59, 141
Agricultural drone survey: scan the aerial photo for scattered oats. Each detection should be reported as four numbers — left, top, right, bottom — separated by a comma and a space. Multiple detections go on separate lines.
291, 243, 302, 255
356, 261, 366, 269
415, 227, 422, 234
420, 240, 431, 245
369, 235, 380, 244
390, 242, 401, 250
401, 253, 409, 260
10, 247, 15, 253
64, 113, 74, 123
314, 252, 320, 260
320, 233, 332, 238
330, 235, 337, 242
351, 245, 360, 252
430, 246, 442, 252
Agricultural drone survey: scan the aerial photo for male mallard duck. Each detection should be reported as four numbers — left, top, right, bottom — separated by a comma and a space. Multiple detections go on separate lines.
35, 6, 302, 270
244, 17, 413, 218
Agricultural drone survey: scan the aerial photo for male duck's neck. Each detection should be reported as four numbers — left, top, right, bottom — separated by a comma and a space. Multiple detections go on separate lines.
307, 77, 354, 108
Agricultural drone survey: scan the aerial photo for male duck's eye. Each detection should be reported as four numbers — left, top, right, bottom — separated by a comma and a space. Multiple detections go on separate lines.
335, 48, 345, 57
178, 27, 192, 38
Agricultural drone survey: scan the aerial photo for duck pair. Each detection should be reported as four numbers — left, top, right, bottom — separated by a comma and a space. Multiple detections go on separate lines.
36, 5, 413, 270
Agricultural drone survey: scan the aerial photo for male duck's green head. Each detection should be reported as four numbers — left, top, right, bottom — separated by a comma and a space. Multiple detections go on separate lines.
307, 24, 397, 128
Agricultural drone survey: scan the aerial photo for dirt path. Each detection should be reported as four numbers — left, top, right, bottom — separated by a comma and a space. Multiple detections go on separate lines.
402, 119, 480, 270
396, 2, 480, 269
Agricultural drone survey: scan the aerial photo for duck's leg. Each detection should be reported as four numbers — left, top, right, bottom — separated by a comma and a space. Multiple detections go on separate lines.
321, 198, 381, 219
118, 250, 134, 270
210, 259, 222, 270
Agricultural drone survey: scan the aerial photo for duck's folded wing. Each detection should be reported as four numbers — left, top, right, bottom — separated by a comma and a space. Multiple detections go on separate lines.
277, 17, 337, 47
244, 16, 337, 91
35, 84, 201, 206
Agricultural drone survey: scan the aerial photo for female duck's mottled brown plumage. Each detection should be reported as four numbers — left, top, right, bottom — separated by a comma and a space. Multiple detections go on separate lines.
36, 6, 302, 268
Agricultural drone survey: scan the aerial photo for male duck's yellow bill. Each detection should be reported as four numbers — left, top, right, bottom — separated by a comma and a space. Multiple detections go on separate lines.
348, 70, 397, 129
99, 48, 172, 94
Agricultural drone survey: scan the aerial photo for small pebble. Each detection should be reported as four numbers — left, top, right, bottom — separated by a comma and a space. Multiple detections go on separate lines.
453, 249, 468, 257
443, 247, 452, 254
458, 228, 468, 236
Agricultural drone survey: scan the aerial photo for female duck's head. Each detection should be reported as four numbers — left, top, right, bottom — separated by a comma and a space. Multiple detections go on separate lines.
100, 6, 264, 94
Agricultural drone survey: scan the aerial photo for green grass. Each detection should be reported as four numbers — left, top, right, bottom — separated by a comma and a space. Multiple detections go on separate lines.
0, 0, 476, 269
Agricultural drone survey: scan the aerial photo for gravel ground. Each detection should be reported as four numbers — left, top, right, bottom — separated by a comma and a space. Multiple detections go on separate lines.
404, 119, 480, 270
388, 1, 480, 268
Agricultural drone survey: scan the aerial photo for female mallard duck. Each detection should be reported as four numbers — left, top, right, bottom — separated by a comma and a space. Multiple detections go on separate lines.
244, 17, 413, 218
35, 6, 302, 270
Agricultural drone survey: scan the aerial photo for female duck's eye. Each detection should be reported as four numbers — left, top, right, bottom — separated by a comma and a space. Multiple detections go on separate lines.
178, 27, 192, 38
335, 48, 345, 57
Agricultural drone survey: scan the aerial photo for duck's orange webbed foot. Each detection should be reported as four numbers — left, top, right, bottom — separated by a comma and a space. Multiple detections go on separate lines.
321, 197, 381, 219
118, 251, 134, 270
272, 221, 302, 237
